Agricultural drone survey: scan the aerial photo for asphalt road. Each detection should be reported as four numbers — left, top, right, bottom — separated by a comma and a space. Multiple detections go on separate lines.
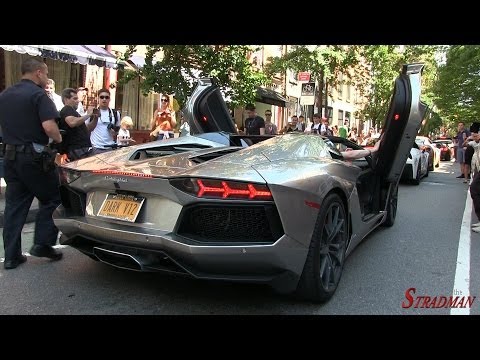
1, 160, 478, 315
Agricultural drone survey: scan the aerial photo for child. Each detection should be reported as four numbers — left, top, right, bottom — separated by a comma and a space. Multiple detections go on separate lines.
117, 116, 136, 146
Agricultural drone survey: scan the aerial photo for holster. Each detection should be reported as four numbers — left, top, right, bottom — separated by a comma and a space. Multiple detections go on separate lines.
32, 142, 58, 172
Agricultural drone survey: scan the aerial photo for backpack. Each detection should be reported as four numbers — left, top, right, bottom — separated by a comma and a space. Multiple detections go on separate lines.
108, 108, 120, 131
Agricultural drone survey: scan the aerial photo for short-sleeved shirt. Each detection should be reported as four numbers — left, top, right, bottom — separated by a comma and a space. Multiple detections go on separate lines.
86, 108, 120, 149
264, 122, 277, 135
245, 116, 265, 135
456, 129, 470, 147
0, 79, 59, 145
59, 105, 91, 150
338, 125, 349, 138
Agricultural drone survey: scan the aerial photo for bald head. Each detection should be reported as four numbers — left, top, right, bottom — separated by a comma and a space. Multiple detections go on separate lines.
21, 57, 49, 88
21, 57, 46, 75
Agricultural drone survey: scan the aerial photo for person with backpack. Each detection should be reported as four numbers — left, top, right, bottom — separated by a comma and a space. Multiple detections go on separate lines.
320, 116, 333, 136
86, 88, 121, 155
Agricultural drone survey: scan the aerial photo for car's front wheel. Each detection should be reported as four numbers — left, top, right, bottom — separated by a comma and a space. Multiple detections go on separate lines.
382, 183, 398, 227
296, 193, 347, 303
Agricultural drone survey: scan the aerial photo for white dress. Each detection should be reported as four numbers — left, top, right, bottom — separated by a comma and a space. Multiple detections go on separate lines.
468, 140, 480, 174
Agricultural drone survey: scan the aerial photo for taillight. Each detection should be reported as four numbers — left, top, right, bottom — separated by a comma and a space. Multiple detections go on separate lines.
170, 178, 273, 200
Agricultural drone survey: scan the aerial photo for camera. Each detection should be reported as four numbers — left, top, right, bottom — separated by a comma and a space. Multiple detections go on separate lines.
107, 123, 120, 132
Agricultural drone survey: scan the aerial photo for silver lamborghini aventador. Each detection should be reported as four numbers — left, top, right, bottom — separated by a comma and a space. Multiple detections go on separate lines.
53, 63, 428, 302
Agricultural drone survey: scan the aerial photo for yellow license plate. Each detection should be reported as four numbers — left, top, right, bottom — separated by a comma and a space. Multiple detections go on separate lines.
97, 194, 145, 222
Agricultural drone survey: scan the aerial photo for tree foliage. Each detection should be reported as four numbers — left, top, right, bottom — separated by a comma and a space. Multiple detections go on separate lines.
120, 45, 267, 108
263, 45, 364, 114
434, 45, 480, 129
264, 45, 440, 130
357, 45, 439, 129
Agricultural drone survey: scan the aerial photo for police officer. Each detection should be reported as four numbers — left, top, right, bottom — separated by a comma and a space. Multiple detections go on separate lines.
0, 57, 63, 270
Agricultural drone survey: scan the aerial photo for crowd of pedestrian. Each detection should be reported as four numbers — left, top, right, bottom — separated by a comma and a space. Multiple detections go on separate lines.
0, 57, 140, 270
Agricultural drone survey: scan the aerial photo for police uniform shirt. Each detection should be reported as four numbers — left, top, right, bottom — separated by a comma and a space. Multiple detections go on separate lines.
59, 105, 92, 150
0, 79, 59, 145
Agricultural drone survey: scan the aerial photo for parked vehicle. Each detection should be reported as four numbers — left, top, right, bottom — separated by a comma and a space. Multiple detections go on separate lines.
401, 143, 429, 184
415, 136, 440, 170
53, 64, 428, 302
433, 138, 454, 161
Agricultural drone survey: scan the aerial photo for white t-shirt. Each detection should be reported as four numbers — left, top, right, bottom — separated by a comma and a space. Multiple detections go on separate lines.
117, 128, 130, 145
77, 102, 86, 116
86, 108, 120, 149
48, 92, 64, 111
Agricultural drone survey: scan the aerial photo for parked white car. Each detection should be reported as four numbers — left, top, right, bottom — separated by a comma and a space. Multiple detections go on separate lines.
401, 143, 429, 184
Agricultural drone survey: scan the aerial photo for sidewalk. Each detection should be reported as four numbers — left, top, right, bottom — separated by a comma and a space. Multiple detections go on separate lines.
0, 178, 39, 227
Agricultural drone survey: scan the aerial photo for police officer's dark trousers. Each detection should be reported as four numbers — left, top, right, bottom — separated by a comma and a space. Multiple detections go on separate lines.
2, 150, 60, 261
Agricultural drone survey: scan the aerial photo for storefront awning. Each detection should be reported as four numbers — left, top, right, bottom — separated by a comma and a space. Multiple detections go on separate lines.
129, 54, 146, 69
0, 45, 119, 68
256, 87, 287, 107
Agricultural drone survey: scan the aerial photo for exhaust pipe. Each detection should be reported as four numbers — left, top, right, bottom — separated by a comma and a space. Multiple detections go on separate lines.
93, 247, 143, 271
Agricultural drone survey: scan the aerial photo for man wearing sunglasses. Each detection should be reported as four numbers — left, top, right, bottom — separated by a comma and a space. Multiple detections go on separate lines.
86, 88, 121, 154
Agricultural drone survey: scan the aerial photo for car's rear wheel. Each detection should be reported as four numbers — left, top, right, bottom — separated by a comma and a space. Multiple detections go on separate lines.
296, 193, 347, 303
382, 183, 398, 227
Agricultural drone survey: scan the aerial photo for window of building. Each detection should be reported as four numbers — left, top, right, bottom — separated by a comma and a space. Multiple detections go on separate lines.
338, 110, 344, 127
337, 73, 343, 99
345, 111, 351, 124
346, 81, 351, 102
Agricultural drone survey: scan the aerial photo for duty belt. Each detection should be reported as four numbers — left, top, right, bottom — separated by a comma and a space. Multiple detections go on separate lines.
4, 144, 33, 152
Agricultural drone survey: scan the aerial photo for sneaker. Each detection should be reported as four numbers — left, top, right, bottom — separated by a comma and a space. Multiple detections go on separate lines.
472, 227, 480, 233
471, 222, 480, 228
457, 174, 465, 178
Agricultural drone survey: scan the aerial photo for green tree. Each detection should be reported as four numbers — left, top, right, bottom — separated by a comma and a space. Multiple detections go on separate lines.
357, 45, 439, 129
263, 45, 364, 116
356, 45, 400, 128
434, 45, 480, 128
120, 45, 267, 108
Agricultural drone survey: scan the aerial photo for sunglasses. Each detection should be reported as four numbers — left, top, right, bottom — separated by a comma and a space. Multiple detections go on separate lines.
99, 95, 110, 100
161, 99, 169, 102
265, 113, 272, 116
